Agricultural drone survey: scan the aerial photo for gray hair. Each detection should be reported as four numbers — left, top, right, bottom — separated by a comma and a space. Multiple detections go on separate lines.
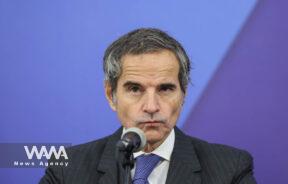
103, 28, 191, 94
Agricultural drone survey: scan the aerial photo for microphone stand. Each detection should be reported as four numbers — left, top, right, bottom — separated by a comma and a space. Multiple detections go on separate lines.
116, 127, 146, 184
116, 141, 135, 184
122, 150, 134, 184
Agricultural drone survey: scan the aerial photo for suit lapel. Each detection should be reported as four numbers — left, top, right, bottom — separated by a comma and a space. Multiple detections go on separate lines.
165, 127, 202, 184
96, 127, 202, 184
97, 128, 124, 184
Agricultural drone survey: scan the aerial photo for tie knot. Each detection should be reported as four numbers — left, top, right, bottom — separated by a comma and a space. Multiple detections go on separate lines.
133, 154, 161, 184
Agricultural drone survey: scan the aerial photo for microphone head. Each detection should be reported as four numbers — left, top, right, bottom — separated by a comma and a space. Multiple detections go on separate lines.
122, 127, 146, 152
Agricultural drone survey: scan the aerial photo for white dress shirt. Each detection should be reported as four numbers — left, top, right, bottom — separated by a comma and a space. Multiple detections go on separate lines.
130, 129, 175, 184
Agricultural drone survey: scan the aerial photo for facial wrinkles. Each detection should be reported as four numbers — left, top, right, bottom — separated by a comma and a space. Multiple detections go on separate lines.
115, 51, 183, 132
121, 65, 176, 83
129, 84, 182, 129
121, 51, 179, 81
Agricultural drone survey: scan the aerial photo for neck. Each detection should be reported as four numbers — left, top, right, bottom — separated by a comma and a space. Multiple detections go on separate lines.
142, 135, 168, 153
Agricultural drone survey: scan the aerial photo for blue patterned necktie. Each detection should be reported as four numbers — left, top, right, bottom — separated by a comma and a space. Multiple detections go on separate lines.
132, 154, 162, 184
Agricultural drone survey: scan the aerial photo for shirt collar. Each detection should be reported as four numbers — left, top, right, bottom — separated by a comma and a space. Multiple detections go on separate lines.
132, 128, 175, 161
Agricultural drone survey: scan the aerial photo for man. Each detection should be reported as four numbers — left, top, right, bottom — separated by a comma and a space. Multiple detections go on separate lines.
40, 28, 257, 184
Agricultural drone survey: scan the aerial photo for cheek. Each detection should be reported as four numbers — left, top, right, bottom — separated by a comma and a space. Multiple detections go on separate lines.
115, 99, 139, 128
166, 96, 182, 112
117, 108, 132, 127
165, 96, 183, 123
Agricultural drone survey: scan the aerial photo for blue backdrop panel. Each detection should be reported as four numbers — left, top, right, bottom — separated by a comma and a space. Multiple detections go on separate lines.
5, 0, 288, 184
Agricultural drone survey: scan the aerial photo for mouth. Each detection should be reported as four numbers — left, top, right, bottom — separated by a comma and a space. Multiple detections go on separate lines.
141, 121, 163, 127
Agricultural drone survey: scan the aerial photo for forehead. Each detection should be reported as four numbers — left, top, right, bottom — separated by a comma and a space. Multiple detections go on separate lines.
119, 50, 180, 84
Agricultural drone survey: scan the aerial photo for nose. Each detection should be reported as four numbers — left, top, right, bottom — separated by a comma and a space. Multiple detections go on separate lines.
143, 91, 160, 116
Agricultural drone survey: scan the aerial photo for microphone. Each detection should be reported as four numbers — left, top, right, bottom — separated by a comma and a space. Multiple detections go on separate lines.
116, 127, 146, 153
116, 127, 146, 184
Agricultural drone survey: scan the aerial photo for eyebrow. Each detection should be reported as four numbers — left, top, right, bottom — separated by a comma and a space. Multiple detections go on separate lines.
159, 83, 177, 89
123, 81, 141, 88
123, 81, 177, 89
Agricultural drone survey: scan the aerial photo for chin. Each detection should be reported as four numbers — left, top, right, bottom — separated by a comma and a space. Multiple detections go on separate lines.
145, 132, 164, 144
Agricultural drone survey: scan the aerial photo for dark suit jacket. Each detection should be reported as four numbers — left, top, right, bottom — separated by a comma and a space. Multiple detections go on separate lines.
39, 127, 257, 184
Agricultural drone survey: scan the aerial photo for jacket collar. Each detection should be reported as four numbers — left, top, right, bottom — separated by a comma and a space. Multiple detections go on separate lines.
165, 127, 202, 184
97, 127, 202, 184
97, 127, 124, 184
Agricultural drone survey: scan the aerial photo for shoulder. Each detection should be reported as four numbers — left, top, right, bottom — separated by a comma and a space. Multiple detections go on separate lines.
189, 135, 253, 161
175, 128, 254, 175
182, 134, 256, 183
39, 132, 119, 183
64, 129, 121, 167
185, 134, 254, 179
175, 128, 253, 162
65, 135, 110, 159
65, 127, 122, 157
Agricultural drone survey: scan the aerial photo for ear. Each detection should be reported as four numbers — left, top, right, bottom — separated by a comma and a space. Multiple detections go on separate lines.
104, 81, 116, 111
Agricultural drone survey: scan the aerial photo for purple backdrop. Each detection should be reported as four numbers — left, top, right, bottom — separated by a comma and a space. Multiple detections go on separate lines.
0, 0, 287, 183
184, 1, 288, 183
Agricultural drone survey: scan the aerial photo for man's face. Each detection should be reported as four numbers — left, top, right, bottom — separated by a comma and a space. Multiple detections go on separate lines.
105, 50, 184, 145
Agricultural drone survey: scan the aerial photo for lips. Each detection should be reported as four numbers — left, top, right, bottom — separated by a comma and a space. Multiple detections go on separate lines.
142, 121, 162, 126
145, 121, 159, 124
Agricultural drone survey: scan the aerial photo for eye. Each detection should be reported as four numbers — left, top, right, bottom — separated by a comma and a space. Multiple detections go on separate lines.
129, 85, 141, 93
159, 84, 176, 92
123, 82, 143, 95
